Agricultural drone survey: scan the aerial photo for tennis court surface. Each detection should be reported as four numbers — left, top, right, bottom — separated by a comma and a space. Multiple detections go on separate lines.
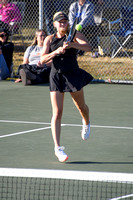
0, 81, 133, 199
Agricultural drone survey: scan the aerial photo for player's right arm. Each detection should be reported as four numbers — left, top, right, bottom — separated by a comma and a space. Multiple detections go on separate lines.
64, 32, 91, 52
41, 35, 65, 64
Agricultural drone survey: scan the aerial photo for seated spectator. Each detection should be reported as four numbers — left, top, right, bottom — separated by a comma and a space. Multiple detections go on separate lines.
0, 0, 22, 32
0, 28, 14, 80
15, 29, 51, 86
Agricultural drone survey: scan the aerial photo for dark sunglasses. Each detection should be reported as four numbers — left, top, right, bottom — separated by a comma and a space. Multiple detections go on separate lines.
0, 34, 7, 38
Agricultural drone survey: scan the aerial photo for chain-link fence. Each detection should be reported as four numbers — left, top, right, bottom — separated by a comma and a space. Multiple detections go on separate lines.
10, 0, 133, 83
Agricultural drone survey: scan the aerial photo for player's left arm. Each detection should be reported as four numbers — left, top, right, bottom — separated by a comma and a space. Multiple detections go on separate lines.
64, 32, 91, 52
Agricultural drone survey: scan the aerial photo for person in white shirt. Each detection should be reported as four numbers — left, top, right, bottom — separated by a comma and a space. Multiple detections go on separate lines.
15, 29, 51, 85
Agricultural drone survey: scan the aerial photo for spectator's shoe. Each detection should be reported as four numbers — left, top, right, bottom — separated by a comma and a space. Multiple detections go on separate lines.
98, 46, 104, 56
91, 52, 99, 58
81, 119, 90, 140
20, 69, 31, 86
55, 146, 68, 162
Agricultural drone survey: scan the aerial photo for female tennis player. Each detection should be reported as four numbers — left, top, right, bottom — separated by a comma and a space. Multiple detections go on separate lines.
41, 11, 93, 162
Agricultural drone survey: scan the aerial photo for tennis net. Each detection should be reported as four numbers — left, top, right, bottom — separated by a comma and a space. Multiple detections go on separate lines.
0, 168, 133, 200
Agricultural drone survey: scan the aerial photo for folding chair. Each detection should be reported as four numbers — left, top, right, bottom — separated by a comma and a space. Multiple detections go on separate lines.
9, 2, 26, 49
109, 6, 133, 59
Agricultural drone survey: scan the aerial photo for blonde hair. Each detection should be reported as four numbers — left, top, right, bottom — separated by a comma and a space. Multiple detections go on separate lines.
31, 29, 46, 46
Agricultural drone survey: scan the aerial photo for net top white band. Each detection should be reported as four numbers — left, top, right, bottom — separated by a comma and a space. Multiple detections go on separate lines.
0, 168, 133, 183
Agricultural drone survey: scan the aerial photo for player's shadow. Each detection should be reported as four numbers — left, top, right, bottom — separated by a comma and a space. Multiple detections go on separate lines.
66, 161, 133, 165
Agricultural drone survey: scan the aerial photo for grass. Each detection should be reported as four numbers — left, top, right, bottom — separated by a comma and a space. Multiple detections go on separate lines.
77, 52, 133, 81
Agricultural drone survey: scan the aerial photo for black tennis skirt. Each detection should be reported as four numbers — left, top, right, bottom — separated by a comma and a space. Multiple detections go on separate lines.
50, 68, 93, 93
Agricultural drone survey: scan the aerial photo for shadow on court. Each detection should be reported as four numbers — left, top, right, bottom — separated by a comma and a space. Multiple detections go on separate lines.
66, 161, 133, 165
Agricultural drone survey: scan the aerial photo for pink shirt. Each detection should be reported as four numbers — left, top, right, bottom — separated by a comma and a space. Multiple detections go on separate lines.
0, 3, 22, 24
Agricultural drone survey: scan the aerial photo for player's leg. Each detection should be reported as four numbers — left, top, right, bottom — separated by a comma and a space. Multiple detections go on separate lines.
50, 91, 64, 147
70, 88, 90, 140
50, 91, 68, 162
70, 88, 89, 124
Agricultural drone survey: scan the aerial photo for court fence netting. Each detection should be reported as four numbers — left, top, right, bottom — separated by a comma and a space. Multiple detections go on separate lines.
0, 168, 133, 200
8, 0, 133, 84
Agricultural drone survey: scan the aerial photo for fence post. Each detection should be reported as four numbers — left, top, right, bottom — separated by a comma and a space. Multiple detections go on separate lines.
39, 0, 43, 29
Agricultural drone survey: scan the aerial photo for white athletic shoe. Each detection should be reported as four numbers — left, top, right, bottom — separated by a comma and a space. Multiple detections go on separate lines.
81, 119, 90, 140
55, 146, 68, 162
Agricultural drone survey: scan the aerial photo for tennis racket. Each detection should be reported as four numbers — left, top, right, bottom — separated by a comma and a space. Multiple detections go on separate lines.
66, 17, 79, 42
66, 6, 83, 42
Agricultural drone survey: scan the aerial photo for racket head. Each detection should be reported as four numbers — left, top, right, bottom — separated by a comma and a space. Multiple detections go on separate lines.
66, 17, 79, 42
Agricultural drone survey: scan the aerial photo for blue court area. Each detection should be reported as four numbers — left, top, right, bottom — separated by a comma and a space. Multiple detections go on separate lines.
0, 81, 133, 173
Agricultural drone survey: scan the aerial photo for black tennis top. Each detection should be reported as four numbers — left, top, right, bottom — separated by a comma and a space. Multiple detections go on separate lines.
50, 34, 78, 73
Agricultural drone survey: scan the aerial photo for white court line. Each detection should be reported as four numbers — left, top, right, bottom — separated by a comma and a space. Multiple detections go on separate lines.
109, 194, 133, 200
90, 125, 133, 130
0, 120, 133, 130
0, 120, 51, 125
0, 126, 51, 138
0, 120, 133, 139
63, 124, 133, 130
0, 123, 67, 139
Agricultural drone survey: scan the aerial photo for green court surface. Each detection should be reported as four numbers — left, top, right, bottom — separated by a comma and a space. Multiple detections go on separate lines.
0, 81, 133, 173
